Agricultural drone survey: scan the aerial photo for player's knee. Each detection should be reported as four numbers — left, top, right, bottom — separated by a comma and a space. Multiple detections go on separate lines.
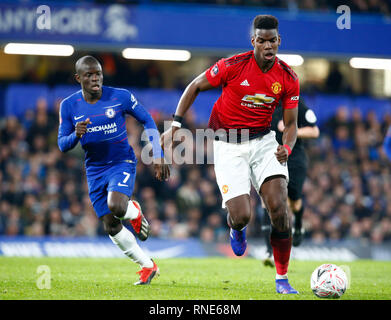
107, 201, 126, 218
226, 196, 251, 230
228, 209, 251, 230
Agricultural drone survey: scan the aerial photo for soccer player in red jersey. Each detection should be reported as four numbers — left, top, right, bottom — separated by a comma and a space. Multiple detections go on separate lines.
161, 15, 299, 294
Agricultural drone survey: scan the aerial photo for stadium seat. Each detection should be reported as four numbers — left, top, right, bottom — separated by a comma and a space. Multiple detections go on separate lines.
352, 96, 391, 119
50, 85, 80, 108
5, 84, 50, 118
3, 84, 391, 126
128, 88, 182, 116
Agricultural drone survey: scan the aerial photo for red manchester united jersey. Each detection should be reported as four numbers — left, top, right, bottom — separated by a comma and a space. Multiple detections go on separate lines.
205, 51, 299, 132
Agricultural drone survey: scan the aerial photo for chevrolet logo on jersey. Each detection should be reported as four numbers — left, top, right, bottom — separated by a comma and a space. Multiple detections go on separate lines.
241, 94, 275, 108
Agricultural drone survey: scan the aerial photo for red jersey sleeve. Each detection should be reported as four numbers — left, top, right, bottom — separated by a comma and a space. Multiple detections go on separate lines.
205, 58, 228, 87
281, 75, 300, 109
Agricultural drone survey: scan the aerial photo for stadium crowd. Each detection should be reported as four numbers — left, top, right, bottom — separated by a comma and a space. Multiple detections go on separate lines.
0, 96, 390, 245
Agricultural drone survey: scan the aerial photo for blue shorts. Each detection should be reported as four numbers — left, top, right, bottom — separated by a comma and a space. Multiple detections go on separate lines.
87, 162, 136, 218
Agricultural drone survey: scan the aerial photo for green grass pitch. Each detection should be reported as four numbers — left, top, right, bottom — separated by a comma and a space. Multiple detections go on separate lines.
0, 257, 390, 300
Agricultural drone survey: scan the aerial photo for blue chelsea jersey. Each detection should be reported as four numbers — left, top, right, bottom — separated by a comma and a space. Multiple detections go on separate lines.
58, 86, 163, 177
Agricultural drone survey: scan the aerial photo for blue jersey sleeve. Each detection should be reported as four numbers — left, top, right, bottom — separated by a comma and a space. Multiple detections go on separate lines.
123, 91, 164, 159
384, 126, 391, 160
57, 99, 80, 152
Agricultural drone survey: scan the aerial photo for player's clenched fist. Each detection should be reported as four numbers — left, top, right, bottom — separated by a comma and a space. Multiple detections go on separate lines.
75, 118, 92, 138
153, 158, 170, 181
275, 144, 289, 164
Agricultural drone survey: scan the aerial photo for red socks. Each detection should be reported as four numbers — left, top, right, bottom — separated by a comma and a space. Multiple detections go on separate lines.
270, 229, 292, 276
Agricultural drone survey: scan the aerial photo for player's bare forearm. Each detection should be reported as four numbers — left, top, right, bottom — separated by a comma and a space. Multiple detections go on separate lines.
161, 72, 214, 150
282, 108, 298, 149
275, 122, 297, 164
282, 122, 297, 149
274, 108, 297, 163
174, 83, 199, 118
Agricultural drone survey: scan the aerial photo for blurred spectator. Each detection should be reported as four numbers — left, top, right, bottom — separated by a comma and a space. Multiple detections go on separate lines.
325, 62, 344, 93
326, 105, 351, 136
176, 167, 202, 213
200, 226, 215, 243
0, 116, 20, 145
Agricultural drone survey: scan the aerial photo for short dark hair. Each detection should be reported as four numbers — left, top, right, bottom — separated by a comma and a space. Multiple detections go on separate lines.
75, 55, 101, 75
253, 15, 279, 33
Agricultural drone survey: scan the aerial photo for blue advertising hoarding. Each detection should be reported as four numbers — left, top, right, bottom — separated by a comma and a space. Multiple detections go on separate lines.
2, 235, 391, 261
0, 3, 390, 57
0, 236, 207, 258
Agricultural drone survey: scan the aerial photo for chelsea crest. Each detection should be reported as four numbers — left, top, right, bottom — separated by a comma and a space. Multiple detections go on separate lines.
105, 108, 115, 118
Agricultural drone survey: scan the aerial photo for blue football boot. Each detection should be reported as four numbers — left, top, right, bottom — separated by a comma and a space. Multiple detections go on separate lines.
276, 279, 299, 294
229, 227, 247, 256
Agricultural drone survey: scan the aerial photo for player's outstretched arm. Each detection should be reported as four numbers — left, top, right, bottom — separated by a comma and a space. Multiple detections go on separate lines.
124, 95, 170, 181
160, 72, 213, 150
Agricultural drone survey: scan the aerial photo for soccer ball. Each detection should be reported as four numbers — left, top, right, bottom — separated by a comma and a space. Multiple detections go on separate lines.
310, 264, 347, 298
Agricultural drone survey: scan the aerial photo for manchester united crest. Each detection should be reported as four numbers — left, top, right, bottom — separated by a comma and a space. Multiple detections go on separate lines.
271, 82, 282, 94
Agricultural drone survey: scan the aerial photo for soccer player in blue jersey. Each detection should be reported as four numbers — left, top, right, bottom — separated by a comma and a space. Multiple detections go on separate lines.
384, 126, 391, 160
58, 56, 169, 285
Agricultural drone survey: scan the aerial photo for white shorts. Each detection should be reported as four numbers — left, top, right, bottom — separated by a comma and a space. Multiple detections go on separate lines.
213, 130, 289, 208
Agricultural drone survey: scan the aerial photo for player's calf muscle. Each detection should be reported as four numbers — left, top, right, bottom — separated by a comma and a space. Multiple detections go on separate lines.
270, 209, 291, 234
101, 215, 122, 236
263, 195, 291, 232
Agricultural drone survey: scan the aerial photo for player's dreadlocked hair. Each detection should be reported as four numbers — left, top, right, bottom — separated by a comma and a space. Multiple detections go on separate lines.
253, 15, 279, 32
